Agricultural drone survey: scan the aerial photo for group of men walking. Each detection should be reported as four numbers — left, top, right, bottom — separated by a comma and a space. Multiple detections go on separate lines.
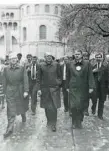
1, 50, 109, 138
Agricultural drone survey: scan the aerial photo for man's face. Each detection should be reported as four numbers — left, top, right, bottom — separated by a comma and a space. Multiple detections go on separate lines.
27, 56, 32, 62
17, 55, 22, 60
10, 57, 17, 65
96, 57, 103, 62
46, 55, 52, 62
74, 51, 82, 60
32, 57, 37, 64
64, 57, 69, 64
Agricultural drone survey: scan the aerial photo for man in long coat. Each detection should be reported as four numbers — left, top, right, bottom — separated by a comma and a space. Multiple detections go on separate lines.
37, 52, 62, 132
3, 52, 29, 138
67, 50, 95, 129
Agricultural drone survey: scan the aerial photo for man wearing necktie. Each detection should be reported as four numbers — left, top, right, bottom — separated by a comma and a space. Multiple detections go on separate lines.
91, 53, 108, 120
61, 56, 69, 112
27, 56, 39, 115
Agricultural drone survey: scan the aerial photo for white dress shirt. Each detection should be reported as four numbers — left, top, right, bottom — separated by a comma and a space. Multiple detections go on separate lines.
63, 64, 66, 80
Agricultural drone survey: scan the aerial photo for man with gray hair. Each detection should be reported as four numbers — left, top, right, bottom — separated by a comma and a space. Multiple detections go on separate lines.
37, 52, 62, 132
3, 52, 29, 138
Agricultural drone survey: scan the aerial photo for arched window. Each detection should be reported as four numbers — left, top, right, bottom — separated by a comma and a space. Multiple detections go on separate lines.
39, 25, 46, 40
0, 22, 2, 30
10, 13, 14, 18
13, 22, 17, 30
1, 12, 5, 18
12, 36, 17, 45
3, 22, 7, 29
45, 5, 49, 13
27, 6, 30, 14
0, 36, 4, 45
35, 4, 39, 12
23, 27, 27, 41
8, 22, 12, 29
22, 8, 24, 16
6, 13, 9, 19
54, 6, 58, 14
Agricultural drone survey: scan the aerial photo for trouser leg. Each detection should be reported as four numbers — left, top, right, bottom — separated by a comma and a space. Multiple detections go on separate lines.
76, 108, 84, 128
62, 86, 68, 111
21, 113, 26, 122
45, 108, 57, 126
71, 108, 77, 125
7, 112, 15, 132
84, 99, 89, 113
0, 96, 5, 109
91, 90, 97, 114
98, 99, 105, 117
31, 86, 37, 113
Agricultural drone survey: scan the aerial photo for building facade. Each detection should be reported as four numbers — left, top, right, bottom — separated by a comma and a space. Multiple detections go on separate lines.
0, 4, 64, 59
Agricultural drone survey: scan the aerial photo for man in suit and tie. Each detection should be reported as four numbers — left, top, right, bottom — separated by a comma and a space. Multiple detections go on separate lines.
27, 56, 39, 115
61, 55, 69, 112
91, 53, 108, 119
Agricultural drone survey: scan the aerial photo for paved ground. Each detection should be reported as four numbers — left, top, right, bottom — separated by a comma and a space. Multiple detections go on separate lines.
0, 97, 109, 151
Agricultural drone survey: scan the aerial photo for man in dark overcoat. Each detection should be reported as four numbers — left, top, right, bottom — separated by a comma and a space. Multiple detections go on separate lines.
3, 52, 29, 138
27, 56, 39, 115
67, 50, 95, 129
91, 53, 108, 120
37, 52, 62, 132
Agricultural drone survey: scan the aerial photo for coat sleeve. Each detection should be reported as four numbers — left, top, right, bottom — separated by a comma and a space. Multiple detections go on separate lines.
36, 64, 41, 90
56, 63, 62, 86
88, 62, 96, 89
2, 67, 7, 94
104, 64, 108, 90
66, 63, 71, 89
23, 67, 29, 92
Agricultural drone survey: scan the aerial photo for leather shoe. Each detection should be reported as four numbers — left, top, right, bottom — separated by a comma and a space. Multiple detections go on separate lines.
76, 121, 83, 129
51, 125, 56, 132
22, 115, 26, 122
4, 130, 13, 138
84, 111, 89, 116
98, 116, 103, 120
92, 110, 95, 115
32, 112, 36, 115
72, 124, 76, 129
64, 109, 68, 112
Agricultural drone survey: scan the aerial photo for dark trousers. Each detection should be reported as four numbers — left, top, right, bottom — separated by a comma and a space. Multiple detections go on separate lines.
62, 80, 68, 110
84, 99, 89, 112
91, 83, 106, 117
7, 113, 26, 132
71, 108, 84, 125
45, 108, 57, 126
29, 80, 37, 113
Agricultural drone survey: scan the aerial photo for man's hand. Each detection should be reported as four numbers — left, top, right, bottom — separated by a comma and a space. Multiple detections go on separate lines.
67, 89, 69, 92
23, 92, 28, 98
38, 90, 42, 96
89, 89, 93, 94
93, 68, 98, 72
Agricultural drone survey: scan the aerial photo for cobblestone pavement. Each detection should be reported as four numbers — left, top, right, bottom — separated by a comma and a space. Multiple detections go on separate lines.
0, 97, 109, 151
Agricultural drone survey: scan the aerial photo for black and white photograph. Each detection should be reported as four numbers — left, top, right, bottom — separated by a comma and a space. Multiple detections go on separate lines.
0, 1, 109, 151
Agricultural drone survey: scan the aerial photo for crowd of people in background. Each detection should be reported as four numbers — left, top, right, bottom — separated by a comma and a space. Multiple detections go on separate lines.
0, 50, 109, 138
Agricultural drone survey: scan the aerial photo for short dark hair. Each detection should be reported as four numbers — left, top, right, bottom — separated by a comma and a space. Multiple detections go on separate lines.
17, 53, 22, 57
26, 54, 32, 58
32, 56, 37, 59
74, 50, 82, 54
